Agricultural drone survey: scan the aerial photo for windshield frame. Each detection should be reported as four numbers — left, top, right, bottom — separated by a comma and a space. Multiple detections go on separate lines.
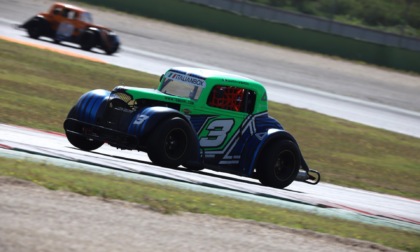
159, 71, 206, 100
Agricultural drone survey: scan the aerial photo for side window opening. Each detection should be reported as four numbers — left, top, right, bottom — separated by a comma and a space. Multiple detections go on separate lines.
207, 85, 256, 113
66, 10, 76, 19
242, 89, 256, 114
53, 7, 62, 15
79, 12, 93, 23
62, 8, 70, 18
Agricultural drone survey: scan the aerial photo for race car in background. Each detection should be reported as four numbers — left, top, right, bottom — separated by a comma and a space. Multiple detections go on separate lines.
64, 67, 320, 189
19, 2, 120, 55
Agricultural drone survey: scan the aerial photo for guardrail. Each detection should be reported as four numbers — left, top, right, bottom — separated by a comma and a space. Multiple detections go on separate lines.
77, 0, 420, 73
186, 0, 420, 52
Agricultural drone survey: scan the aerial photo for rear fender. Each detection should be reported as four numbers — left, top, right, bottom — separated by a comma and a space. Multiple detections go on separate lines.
128, 107, 188, 137
87, 27, 120, 53
20, 15, 51, 34
241, 129, 306, 176
86, 27, 100, 43
73, 89, 111, 124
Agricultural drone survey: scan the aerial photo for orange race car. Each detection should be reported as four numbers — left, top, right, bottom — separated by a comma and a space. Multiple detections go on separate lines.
19, 2, 120, 55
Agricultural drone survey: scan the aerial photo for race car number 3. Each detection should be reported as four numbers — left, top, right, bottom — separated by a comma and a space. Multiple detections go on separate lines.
199, 119, 234, 147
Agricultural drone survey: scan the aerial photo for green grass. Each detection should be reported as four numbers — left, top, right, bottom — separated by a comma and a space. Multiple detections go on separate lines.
269, 104, 420, 198
0, 40, 158, 131
1, 158, 419, 251
1, 37, 420, 251
2, 39, 418, 199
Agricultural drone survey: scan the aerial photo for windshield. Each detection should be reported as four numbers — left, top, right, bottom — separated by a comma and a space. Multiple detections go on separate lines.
159, 71, 205, 100
79, 12, 93, 23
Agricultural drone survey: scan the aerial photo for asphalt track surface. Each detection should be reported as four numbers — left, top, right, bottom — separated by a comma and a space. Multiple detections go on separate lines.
1, 0, 420, 232
1, 124, 420, 233
1, 0, 420, 138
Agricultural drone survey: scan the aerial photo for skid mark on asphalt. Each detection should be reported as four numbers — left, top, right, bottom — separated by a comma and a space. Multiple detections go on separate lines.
0, 35, 106, 63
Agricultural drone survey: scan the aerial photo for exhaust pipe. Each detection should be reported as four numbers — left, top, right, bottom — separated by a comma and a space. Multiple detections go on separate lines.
295, 169, 321, 185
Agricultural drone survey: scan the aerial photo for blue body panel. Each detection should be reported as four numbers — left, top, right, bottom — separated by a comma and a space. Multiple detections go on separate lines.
75, 89, 110, 124
128, 106, 191, 138
245, 129, 299, 176
71, 90, 304, 177
188, 112, 294, 176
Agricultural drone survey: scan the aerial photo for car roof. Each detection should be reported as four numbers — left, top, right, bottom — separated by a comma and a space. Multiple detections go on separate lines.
52, 2, 87, 12
168, 67, 255, 82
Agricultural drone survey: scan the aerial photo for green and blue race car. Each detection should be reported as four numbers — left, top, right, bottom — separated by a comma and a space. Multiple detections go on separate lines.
64, 67, 320, 188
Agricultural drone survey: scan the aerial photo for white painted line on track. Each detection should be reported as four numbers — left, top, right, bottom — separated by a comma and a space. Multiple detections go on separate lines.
1, 123, 419, 233
1, 148, 419, 233
2, 17, 420, 138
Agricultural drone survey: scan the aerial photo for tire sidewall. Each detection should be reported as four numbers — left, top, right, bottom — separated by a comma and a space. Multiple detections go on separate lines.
258, 140, 301, 189
64, 106, 104, 151
104, 35, 119, 55
147, 117, 192, 168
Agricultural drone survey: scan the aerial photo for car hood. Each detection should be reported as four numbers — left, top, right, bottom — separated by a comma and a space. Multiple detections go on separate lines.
112, 86, 190, 104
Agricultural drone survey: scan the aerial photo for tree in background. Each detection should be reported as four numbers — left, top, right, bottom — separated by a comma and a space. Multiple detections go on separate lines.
403, 0, 420, 34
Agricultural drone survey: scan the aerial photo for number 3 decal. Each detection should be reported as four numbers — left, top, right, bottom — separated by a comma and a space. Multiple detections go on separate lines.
200, 119, 234, 147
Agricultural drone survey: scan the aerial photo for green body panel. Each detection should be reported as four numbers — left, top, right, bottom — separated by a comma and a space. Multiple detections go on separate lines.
65, 67, 316, 186
125, 87, 194, 106
123, 68, 269, 152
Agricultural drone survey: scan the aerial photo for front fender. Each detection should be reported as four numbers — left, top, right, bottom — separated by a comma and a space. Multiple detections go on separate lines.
73, 89, 111, 124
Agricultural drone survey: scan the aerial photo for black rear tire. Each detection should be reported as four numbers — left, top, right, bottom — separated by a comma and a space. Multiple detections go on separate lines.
258, 140, 301, 189
27, 21, 41, 39
65, 106, 104, 151
147, 117, 192, 168
80, 30, 96, 51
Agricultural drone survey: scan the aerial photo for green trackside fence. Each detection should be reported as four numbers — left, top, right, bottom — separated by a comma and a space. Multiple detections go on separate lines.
77, 0, 420, 73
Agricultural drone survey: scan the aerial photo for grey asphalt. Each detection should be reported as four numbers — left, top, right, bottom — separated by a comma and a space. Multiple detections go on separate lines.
1, 0, 419, 137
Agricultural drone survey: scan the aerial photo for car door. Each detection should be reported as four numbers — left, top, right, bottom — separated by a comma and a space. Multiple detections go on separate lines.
55, 8, 76, 40
192, 85, 256, 168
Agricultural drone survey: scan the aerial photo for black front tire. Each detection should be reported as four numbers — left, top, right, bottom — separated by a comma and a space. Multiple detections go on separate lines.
258, 140, 301, 189
104, 42, 119, 55
147, 117, 192, 168
65, 107, 104, 151
102, 33, 119, 55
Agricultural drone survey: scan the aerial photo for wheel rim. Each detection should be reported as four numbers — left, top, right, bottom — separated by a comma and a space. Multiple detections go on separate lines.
273, 150, 296, 181
164, 128, 188, 160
